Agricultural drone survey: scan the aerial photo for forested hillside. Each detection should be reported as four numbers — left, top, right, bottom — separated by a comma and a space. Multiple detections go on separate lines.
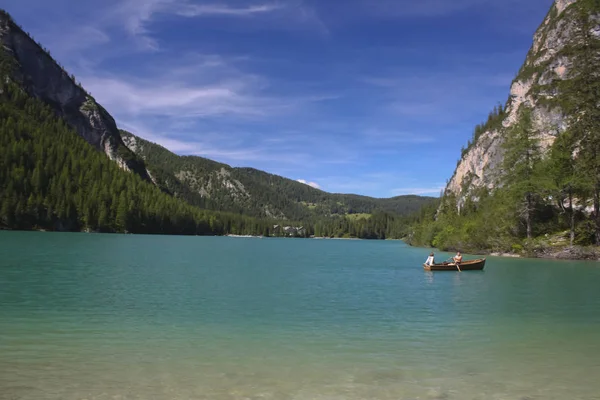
0, 77, 283, 235
121, 131, 434, 220
0, 9, 151, 180
0, 72, 413, 238
408, 0, 600, 258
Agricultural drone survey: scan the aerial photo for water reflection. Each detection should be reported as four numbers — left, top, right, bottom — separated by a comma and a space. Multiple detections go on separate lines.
424, 271, 434, 284
453, 270, 464, 285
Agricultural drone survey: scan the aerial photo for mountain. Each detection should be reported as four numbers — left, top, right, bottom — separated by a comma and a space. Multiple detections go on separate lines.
447, 0, 593, 206
0, 10, 150, 180
409, 0, 600, 256
0, 12, 281, 236
0, 66, 275, 235
120, 130, 434, 220
0, 8, 434, 238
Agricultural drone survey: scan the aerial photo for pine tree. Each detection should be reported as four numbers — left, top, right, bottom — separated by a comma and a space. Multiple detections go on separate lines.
502, 107, 542, 240
560, 3, 600, 243
115, 191, 129, 232
547, 131, 581, 245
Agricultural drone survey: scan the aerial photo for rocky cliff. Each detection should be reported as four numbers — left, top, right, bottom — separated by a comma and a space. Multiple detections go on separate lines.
0, 10, 150, 180
446, 0, 599, 209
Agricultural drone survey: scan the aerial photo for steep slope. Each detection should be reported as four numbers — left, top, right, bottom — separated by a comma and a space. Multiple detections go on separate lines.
121, 131, 435, 220
446, 0, 599, 208
0, 10, 150, 180
409, 0, 600, 254
0, 67, 279, 235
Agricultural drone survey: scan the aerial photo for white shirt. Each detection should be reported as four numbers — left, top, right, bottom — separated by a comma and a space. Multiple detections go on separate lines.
425, 256, 434, 266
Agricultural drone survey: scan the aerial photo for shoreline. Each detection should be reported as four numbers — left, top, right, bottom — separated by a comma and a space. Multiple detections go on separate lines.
4, 229, 598, 260
405, 240, 600, 262
483, 246, 599, 261
225, 234, 264, 238
311, 236, 362, 240
0, 228, 379, 241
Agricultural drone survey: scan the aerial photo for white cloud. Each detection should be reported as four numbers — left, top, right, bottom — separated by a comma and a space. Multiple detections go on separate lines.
177, 3, 284, 17
54, 26, 110, 54
83, 75, 268, 118
391, 186, 445, 196
82, 76, 335, 123
112, 0, 175, 50
297, 179, 321, 189
110, 0, 318, 50
310, 172, 444, 197
118, 120, 318, 168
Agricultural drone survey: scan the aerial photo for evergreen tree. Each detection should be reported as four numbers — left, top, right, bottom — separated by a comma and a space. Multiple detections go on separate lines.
546, 131, 580, 245
501, 107, 542, 240
559, 3, 600, 243
115, 191, 130, 232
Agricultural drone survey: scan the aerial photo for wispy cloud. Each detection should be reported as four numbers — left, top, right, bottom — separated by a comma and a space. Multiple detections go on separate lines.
392, 186, 445, 196
311, 172, 442, 197
51, 26, 110, 54
26, 0, 317, 53
111, 0, 324, 50
120, 120, 315, 166
84, 75, 268, 118
297, 179, 321, 189
111, 0, 174, 50
80, 51, 335, 121
177, 3, 285, 17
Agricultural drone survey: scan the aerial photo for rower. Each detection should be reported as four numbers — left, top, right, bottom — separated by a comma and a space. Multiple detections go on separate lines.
453, 251, 462, 264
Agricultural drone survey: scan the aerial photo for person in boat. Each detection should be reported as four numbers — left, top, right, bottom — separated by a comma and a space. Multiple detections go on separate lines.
453, 251, 463, 264
425, 252, 435, 266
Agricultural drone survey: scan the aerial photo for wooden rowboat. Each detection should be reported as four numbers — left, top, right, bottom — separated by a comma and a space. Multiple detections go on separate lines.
423, 258, 486, 271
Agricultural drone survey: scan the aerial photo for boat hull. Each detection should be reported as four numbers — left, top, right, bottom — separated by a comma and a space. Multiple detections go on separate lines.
423, 258, 486, 271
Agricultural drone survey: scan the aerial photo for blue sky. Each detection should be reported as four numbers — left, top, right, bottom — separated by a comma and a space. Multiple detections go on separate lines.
4, 0, 554, 197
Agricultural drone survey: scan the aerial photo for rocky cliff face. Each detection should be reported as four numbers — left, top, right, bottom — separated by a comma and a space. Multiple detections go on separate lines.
446, 0, 599, 209
0, 11, 150, 180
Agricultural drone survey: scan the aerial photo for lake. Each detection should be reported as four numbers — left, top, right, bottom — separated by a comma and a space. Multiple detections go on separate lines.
1, 231, 599, 400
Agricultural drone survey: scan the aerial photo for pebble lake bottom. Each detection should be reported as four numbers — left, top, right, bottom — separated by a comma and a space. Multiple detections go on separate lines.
0, 231, 599, 400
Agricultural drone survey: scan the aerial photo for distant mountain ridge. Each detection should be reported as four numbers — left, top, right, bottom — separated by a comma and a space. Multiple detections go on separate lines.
121, 131, 434, 220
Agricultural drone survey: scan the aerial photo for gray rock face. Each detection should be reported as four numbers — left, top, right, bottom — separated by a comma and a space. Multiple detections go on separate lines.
446, 0, 598, 206
0, 12, 150, 180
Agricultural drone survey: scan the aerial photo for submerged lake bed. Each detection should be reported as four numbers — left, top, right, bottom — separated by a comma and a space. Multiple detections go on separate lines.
1, 231, 599, 400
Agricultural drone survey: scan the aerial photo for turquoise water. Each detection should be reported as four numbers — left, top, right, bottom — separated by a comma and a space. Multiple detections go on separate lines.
1, 231, 599, 400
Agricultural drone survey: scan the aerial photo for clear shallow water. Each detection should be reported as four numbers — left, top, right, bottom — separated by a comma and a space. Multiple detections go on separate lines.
1, 232, 599, 400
